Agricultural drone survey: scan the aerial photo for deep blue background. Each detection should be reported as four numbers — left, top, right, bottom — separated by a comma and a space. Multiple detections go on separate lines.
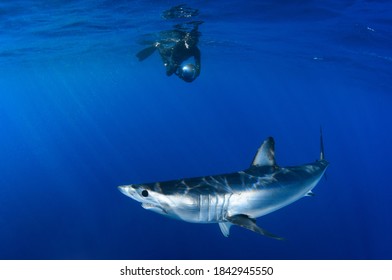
0, 0, 391, 259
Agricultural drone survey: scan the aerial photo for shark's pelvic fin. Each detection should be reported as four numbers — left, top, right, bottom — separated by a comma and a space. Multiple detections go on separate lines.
305, 190, 315, 197
218, 222, 233, 237
226, 214, 284, 240
251, 137, 276, 167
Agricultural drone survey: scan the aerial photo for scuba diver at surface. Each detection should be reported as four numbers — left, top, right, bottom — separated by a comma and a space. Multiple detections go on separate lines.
136, 5, 202, 83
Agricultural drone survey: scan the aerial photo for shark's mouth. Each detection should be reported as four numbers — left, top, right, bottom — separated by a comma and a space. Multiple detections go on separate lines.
142, 203, 168, 214
142, 203, 156, 209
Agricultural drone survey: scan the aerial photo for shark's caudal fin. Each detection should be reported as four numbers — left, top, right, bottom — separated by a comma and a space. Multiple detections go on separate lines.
251, 137, 276, 167
320, 127, 325, 161
319, 127, 328, 181
220, 215, 284, 240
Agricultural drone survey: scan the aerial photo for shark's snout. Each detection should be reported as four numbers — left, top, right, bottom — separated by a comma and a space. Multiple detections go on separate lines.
118, 185, 135, 197
118, 184, 169, 215
118, 184, 152, 203
118, 185, 126, 194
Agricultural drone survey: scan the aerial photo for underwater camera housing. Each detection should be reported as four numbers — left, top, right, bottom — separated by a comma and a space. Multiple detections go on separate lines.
178, 63, 197, 82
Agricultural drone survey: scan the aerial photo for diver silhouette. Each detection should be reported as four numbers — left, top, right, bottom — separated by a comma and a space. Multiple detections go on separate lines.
136, 6, 202, 83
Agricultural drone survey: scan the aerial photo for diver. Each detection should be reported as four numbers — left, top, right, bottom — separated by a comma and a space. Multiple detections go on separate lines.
136, 25, 201, 83
136, 5, 202, 83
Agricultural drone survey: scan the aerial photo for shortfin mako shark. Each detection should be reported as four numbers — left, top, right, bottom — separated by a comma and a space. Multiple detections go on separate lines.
119, 131, 329, 239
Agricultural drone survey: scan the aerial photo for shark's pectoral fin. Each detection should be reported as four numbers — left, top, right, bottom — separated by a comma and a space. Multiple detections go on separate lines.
226, 214, 284, 240
218, 222, 233, 237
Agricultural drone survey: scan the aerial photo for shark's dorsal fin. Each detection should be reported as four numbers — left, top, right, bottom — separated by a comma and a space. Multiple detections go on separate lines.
251, 137, 276, 167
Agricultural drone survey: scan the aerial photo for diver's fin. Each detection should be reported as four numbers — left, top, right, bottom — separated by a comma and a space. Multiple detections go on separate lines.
226, 214, 284, 240
136, 45, 157, 61
251, 137, 276, 167
218, 222, 232, 237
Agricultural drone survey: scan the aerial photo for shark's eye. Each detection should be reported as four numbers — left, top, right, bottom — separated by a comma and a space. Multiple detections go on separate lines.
141, 190, 149, 197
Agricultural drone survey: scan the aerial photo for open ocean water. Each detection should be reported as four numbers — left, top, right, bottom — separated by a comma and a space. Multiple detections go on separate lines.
0, 0, 391, 260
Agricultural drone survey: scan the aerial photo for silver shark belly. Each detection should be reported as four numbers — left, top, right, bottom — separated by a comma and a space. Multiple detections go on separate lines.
164, 193, 232, 223
227, 176, 321, 218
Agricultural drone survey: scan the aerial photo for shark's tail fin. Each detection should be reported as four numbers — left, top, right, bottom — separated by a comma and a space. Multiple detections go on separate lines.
320, 127, 325, 161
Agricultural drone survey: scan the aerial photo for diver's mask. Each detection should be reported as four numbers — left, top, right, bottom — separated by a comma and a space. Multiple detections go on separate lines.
177, 63, 197, 82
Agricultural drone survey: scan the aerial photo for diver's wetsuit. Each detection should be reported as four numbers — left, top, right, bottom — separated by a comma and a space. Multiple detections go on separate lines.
157, 30, 201, 81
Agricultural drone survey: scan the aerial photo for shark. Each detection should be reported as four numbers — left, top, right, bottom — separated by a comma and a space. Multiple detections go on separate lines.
118, 132, 329, 239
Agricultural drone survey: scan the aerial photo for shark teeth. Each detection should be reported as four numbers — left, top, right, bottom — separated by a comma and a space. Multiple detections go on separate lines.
142, 203, 168, 214
142, 203, 155, 209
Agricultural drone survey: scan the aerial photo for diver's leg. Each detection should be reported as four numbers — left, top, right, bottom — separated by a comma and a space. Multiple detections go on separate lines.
136, 45, 158, 61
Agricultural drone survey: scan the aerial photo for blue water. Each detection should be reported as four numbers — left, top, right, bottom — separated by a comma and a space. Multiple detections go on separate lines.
1, 0, 391, 260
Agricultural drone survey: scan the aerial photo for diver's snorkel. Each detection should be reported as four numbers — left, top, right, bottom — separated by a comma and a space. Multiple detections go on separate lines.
177, 63, 198, 82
